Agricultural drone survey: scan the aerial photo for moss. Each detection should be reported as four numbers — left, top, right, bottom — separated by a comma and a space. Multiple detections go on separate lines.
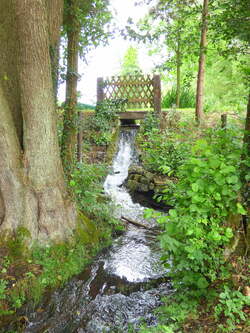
105, 124, 120, 164
76, 212, 100, 245
1, 227, 31, 259
127, 180, 139, 192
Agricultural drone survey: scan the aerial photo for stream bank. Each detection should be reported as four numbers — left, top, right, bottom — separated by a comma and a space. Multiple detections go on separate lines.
8, 127, 171, 333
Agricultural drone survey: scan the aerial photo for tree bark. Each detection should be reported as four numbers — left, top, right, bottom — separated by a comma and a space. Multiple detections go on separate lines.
77, 112, 83, 162
46, 0, 64, 100
176, 38, 181, 108
0, 0, 76, 243
195, 0, 208, 124
0, 85, 27, 233
0, 1, 23, 144
242, 94, 250, 251
243, 94, 250, 154
61, 0, 80, 171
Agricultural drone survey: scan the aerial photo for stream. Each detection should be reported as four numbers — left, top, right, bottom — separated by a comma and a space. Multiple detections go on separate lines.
23, 127, 171, 333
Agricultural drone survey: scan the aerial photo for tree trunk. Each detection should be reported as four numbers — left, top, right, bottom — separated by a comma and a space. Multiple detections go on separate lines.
77, 112, 83, 162
0, 85, 27, 233
61, 0, 80, 171
46, 0, 64, 100
0, 0, 76, 243
0, 1, 23, 144
242, 94, 250, 251
195, 0, 208, 124
176, 38, 181, 108
243, 94, 250, 154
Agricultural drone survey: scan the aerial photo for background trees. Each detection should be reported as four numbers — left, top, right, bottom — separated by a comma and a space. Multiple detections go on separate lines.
120, 46, 142, 75
61, 0, 112, 170
129, 0, 249, 122
195, 0, 209, 123
137, 0, 200, 108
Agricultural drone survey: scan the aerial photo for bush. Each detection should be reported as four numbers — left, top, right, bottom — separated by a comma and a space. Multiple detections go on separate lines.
69, 163, 121, 232
138, 128, 190, 176
85, 100, 123, 146
144, 126, 248, 331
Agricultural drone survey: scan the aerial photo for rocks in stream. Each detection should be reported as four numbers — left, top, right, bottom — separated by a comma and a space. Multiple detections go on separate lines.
125, 164, 174, 210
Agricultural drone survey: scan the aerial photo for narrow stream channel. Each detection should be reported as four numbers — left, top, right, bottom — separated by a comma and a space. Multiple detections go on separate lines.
24, 127, 171, 333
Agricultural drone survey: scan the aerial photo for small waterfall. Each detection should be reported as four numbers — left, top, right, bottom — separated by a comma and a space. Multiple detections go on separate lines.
104, 128, 145, 224
23, 128, 171, 333
103, 128, 164, 283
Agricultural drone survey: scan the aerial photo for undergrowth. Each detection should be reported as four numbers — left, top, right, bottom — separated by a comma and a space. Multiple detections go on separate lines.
86, 100, 122, 146
69, 162, 122, 235
0, 163, 122, 328
138, 118, 250, 332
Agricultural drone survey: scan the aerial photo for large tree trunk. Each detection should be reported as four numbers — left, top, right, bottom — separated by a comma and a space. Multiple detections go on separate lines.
195, 0, 208, 124
0, 0, 76, 243
61, 0, 80, 170
0, 1, 23, 144
46, 0, 64, 100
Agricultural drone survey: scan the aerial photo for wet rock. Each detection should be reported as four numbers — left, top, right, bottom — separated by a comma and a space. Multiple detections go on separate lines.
126, 164, 171, 195
125, 164, 174, 210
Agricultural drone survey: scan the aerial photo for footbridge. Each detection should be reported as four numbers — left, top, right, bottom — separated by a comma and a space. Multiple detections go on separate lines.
97, 74, 161, 120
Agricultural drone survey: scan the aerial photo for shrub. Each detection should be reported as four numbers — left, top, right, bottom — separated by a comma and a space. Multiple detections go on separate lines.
138, 128, 190, 176
69, 163, 121, 233
144, 126, 248, 331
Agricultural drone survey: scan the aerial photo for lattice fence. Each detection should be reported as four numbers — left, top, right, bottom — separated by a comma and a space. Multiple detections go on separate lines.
97, 74, 161, 113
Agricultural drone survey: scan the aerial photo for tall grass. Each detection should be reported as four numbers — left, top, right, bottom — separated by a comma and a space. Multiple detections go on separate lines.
162, 87, 195, 108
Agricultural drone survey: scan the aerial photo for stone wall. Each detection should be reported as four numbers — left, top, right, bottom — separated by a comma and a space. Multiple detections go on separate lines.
125, 164, 174, 210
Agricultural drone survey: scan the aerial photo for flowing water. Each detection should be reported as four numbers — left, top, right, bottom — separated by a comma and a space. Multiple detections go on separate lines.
23, 128, 171, 333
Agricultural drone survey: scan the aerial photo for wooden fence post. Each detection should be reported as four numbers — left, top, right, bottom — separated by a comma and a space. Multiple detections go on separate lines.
97, 77, 104, 104
153, 74, 161, 116
221, 114, 227, 129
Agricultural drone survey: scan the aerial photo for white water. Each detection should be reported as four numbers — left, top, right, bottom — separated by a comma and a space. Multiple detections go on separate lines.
103, 128, 164, 282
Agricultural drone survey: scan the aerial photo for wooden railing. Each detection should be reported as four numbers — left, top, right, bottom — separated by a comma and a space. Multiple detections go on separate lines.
97, 74, 161, 114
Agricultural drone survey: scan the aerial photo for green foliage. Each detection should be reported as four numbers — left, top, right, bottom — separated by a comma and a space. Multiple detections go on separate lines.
76, 103, 95, 110
210, 0, 250, 52
69, 163, 121, 234
142, 125, 248, 330
162, 87, 195, 109
154, 127, 243, 285
138, 128, 190, 176
141, 112, 159, 133
139, 325, 174, 333
120, 46, 142, 75
88, 100, 119, 146
0, 280, 7, 301
30, 241, 90, 304
214, 285, 250, 331
63, 0, 113, 58
204, 53, 249, 112
6, 227, 30, 258
139, 292, 200, 332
